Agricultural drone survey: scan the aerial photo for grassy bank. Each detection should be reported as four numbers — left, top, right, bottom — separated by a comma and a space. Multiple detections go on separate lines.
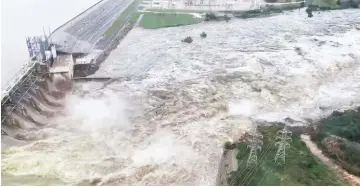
310, 0, 360, 9
228, 126, 347, 186
311, 109, 360, 176
145, 8, 205, 13
136, 12, 201, 29
104, 0, 140, 38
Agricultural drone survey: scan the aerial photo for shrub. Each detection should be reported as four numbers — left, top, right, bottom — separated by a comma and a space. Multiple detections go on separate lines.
205, 13, 217, 21
224, 141, 236, 150
349, 0, 359, 8
224, 14, 231, 22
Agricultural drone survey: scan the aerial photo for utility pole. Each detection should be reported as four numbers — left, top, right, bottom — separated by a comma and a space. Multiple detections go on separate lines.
246, 124, 263, 167
274, 126, 292, 165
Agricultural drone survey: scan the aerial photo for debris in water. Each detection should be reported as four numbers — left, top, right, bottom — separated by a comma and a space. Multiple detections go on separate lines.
200, 32, 207, 38
306, 7, 313, 18
294, 47, 303, 56
224, 14, 231, 22
181, 37, 193, 43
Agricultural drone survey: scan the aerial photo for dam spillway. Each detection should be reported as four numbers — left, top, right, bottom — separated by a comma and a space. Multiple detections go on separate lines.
1, 62, 71, 143
1, 0, 136, 149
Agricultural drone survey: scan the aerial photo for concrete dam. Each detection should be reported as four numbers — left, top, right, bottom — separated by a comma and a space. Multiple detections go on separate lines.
1, 0, 135, 149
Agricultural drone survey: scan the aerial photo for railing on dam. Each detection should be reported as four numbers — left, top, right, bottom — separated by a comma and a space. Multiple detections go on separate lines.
1, 61, 39, 99
1, 67, 44, 123
0, 60, 51, 125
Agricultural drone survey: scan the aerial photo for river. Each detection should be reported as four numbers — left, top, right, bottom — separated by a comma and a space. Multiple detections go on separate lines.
2, 9, 360, 185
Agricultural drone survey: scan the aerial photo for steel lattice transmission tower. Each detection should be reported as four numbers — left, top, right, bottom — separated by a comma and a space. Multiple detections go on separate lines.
274, 126, 292, 165
247, 124, 263, 167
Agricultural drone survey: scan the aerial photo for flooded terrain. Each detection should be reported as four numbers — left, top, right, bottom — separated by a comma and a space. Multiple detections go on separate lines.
2, 9, 360, 185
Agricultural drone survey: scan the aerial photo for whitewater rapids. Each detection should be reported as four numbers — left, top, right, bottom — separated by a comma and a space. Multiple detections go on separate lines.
2, 9, 360, 185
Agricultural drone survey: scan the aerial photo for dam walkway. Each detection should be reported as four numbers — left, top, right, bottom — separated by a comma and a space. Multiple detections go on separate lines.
49, 0, 133, 54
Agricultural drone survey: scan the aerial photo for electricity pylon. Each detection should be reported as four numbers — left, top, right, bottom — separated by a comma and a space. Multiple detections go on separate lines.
274, 126, 292, 165
247, 124, 263, 167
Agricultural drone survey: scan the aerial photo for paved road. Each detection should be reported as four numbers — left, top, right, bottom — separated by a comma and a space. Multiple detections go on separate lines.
50, 0, 133, 54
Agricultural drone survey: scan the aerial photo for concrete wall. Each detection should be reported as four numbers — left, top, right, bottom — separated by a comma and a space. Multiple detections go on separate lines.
1, 63, 48, 104
1, 62, 50, 124
216, 148, 239, 185
73, 20, 135, 78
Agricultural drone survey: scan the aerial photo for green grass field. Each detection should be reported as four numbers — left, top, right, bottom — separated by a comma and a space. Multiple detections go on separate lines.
145, 8, 206, 13
138, 12, 201, 29
228, 126, 348, 186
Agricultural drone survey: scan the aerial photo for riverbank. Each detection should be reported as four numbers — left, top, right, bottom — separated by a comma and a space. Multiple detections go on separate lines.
133, 12, 202, 29
130, 0, 306, 29
301, 134, 360, 185
310, 108, 360, 177
224, 107, 360, 186
226, 125, 348, 186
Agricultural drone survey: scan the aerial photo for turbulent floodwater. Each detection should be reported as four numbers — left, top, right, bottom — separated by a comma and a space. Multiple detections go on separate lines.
2, 9, 360, 185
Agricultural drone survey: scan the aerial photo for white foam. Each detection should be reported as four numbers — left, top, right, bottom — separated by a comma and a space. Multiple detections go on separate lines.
228, 99, 258, 117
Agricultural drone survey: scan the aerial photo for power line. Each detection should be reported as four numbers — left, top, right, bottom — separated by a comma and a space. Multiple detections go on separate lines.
246, 124, 263, 167
226, 124, 293, 186
243, 125, 292, 185
228, 151, 250, 185
239, 126, 288, 185
239, 136, 272, 185
258, 164, 277, 186
255, 126, 292, 185
234, 124, 269, 185
228, 125, 264, 185
240, 135, 276, 185
274, 126, 292, 165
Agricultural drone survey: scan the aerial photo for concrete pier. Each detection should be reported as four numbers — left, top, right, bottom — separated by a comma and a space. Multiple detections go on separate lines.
49, 54, 74, 78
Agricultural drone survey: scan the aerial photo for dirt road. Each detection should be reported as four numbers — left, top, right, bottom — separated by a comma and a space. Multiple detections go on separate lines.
300, 135, 360, 186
